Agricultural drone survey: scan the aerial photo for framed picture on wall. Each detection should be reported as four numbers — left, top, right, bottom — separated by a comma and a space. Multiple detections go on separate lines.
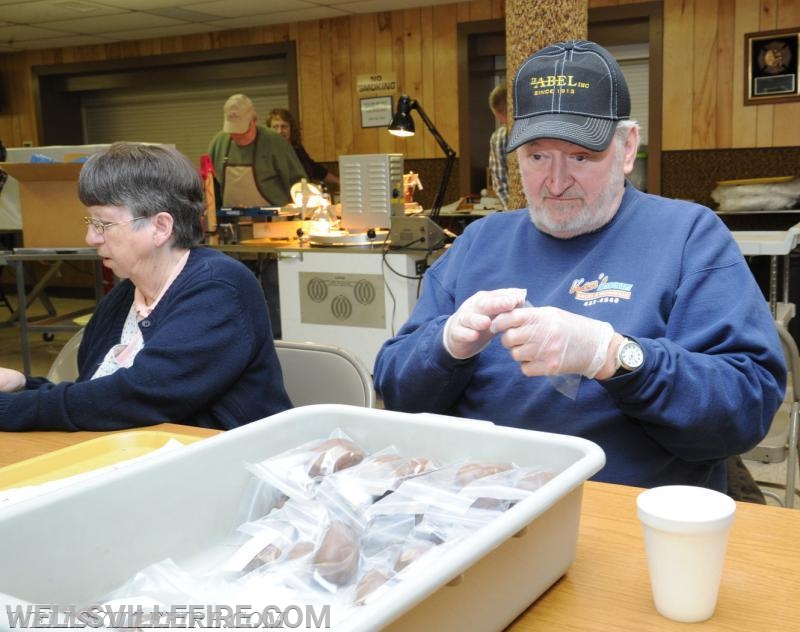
745, 28, 800, 105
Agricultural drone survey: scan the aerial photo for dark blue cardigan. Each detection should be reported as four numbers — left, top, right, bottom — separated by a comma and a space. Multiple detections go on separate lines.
0, 247, 292, 431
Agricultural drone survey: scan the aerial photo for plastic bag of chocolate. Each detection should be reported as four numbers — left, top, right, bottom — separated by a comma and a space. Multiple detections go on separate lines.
354, 522, 470, 607
227, 496, 356, 578
364, 460, 514, 518
414, 501, 507, 545
457, 465, 558, 511
309, 517, 361, 592
233, 475, 290, 525
245, 430, 366, 502
356, 509, 443, 600
360, 512, 417, 559
317, 448, 440, 512
349, 545, 402, 606
351, 525, 447, 606
227, 571, 353, 629
94, 558, 240, 628
249, 494, 365, 595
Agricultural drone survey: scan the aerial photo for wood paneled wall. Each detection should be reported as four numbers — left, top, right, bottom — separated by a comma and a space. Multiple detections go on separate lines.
0, 1, 502, 161
0, 0, 796, 159
662, 0, 800, 149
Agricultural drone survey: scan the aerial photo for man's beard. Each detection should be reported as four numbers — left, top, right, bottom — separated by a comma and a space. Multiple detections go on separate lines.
524, 152, 625, 239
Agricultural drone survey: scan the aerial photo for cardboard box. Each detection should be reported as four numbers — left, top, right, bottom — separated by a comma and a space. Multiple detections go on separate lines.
0, 405, 605, 631
0, 162, 86, 248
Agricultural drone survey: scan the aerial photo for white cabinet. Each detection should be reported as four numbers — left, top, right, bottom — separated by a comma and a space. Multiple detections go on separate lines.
277, 249, 421, 372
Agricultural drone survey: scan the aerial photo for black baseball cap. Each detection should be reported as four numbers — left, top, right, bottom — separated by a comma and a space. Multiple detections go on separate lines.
507, 40, 630, 152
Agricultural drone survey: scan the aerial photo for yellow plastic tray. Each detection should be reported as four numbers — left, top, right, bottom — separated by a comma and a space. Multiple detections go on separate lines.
0, 431, 203, 491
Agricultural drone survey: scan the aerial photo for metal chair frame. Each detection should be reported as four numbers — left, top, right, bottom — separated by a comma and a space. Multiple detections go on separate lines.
742, 323, 800, 508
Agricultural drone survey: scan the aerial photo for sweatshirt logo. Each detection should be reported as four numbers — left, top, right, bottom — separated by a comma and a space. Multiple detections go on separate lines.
570, 273, 633, 305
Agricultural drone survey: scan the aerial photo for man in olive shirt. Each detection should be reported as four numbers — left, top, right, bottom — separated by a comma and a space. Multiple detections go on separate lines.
207, 94, 307, 338
207, 94, 307, 208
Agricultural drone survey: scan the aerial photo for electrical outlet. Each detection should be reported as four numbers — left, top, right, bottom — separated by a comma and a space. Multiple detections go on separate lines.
415, 260, 427, 275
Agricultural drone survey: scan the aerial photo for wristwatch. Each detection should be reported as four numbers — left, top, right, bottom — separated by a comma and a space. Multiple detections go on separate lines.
614, 337, 644, 376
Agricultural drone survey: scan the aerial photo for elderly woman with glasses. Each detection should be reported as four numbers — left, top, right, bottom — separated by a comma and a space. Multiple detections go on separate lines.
0, 142, 292, 431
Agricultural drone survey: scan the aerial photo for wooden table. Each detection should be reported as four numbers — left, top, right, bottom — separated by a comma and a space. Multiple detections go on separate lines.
0, 423, 217, 467
0, 427, 797, 630
509, 482, 798, 630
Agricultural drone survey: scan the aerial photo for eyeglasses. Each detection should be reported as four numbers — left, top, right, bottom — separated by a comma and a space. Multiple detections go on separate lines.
83, 215, 146, 235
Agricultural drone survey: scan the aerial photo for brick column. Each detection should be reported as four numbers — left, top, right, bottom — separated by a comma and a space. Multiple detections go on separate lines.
505, 0, 588, 210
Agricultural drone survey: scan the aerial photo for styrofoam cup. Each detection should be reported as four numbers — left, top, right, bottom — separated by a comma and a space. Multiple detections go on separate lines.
636, 485, 736, 623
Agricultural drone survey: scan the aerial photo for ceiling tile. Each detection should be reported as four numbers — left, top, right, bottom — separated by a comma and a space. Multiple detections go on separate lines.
0, 0, 41, 6
38, 12, 184, 33
0, 0, 458, 51
0, 23, 80, 42
106, 22, 226, 40
87, 0, 201, 8
184, 0, 314, 19
205, 7, 348, 30
1, 1, 124, 23
335, 0, 456, 11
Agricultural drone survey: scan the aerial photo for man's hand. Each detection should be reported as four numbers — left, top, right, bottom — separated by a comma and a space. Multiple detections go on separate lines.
443, 288, 527, 360
491, 305, 615, 378
0, 368, 26, 393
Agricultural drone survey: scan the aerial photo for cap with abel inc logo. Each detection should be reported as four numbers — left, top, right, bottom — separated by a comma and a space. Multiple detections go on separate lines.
507, 39, 631, 152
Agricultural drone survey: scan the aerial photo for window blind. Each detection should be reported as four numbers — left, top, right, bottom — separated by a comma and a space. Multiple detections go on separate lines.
82, 79, 289, 167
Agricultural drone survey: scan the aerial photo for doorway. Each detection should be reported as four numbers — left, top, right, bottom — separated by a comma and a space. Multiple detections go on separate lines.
457, 2, 663, 198
33, 43, 298, 167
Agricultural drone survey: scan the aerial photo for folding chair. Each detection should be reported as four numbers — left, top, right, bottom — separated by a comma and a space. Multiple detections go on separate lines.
46, 328, 83, 382
273, 339, 376, 408
742, 323, 800, 508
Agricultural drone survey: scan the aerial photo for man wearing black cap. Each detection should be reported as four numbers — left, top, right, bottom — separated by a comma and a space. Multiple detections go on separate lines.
374, 40, 785, 493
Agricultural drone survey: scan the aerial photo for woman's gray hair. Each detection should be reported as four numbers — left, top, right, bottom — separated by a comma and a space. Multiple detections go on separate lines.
78, 142, 204, 248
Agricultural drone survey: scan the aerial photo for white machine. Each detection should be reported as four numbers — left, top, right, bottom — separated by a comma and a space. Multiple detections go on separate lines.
337, 152, 446, 250
338, 153, 404, 233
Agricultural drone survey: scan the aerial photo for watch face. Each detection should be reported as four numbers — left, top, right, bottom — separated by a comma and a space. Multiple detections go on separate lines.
620, 340, 644, 370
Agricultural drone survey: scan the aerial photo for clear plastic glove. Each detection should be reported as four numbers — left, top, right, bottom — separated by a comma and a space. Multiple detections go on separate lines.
490, 305, 614, 379
443, 288, 528, 360
0, 368, 26, 393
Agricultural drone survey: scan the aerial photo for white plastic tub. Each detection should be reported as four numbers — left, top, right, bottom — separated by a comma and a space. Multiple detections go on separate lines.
0, 405, 604, 631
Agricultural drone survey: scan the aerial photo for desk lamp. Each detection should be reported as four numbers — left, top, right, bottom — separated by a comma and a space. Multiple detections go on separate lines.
388, 94, 454, 249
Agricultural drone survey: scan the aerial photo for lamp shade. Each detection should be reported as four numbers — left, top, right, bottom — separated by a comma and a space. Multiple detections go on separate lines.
389, 95, 415, 136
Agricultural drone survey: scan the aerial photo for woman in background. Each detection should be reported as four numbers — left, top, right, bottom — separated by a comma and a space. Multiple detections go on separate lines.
267, 108, 340, 189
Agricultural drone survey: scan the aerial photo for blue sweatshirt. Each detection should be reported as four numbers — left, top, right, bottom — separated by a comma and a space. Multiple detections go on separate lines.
374, 185, 786, 491
0, 247, 292, 431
